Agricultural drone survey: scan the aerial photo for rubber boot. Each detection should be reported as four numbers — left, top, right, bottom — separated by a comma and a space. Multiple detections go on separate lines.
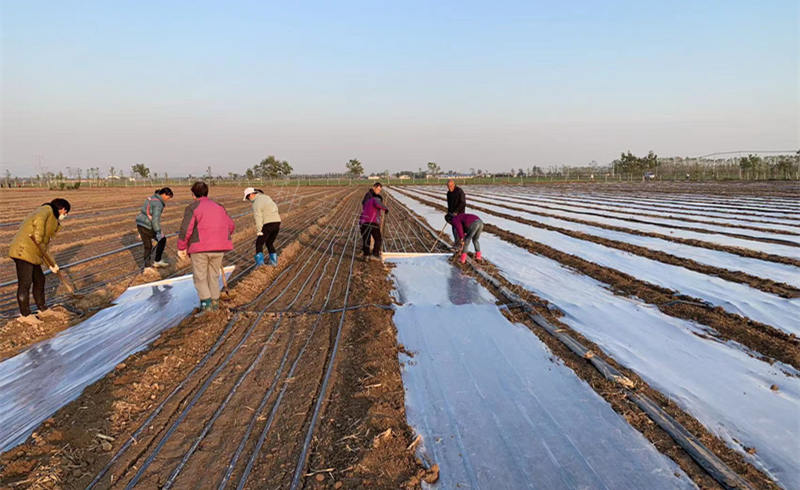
269, 253, 278, 266
255, 252, 265, 267
475, 251, 482, 261
210, 299, 220, 311
460, 253, 467, 264
195, 299, 212, 316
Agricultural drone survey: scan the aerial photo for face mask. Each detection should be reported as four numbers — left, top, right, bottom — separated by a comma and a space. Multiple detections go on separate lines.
58, 214, 67, 221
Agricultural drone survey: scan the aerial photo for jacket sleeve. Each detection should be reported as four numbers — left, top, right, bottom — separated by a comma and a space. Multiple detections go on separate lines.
31, 209, 47, 246
253, 200, 264, 230
376, 199, 388, 212
227, 210, 235, 237
36, 210, 58, 264
177, 205, 195, 251
457, 188, 466, 213
454, 218, 465, 240
151, 200, 164, 233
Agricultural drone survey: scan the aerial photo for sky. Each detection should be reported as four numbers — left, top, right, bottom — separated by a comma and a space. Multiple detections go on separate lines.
1, 1, 798, 176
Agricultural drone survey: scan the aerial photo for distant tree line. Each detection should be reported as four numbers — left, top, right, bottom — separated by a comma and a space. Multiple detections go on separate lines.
245, 155, 293, 180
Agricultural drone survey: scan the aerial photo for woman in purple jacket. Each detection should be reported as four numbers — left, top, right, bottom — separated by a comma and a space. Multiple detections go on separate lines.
446, 213, 483, 264
359, 184, 389, 260
177, 182, 235, 312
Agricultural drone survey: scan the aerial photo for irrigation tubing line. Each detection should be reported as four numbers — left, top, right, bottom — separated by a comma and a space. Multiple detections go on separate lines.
289, 214, 360, 489
85, 312, 245, 489
161, 314, 291, 490
219, 203, 359, 489
235, 217, 359, 490
0, 188, 334, 288
122, 205, 354, 488
1, 190, 342, 317
86, 192, 348, 487
218, 217, 349, 488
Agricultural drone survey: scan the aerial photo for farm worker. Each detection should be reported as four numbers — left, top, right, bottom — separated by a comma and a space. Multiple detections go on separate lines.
177, 182, 235, 312
446, 179, 466, 216
446, 213, 483, 264
135, 187, 174, 269
359, 183, 389, 260
243, 187, 281, 266
7, 198, 71, 319
362, 181, 384, 205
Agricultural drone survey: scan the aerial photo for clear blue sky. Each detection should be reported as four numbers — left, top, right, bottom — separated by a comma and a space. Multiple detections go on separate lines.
1, 1, 797, 176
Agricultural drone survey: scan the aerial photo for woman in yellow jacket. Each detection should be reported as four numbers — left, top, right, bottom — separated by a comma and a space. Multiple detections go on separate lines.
7, 198, 71, 318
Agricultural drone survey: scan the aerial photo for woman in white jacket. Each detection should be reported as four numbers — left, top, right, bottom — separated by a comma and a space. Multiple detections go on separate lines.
243, 187, 281, 266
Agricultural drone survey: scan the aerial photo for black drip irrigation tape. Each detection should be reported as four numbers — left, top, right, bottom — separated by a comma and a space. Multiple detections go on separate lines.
661, 299, 714, 309
88, 192, 351, 488
400, 194, 755, 490
0, 187, 329, 291
221, 212, 359, 489
233, 303, 394, 315
1, 190, 339, 318
289, 222, 359, 490
86, 313, 244, 489
122, 202, 355, 488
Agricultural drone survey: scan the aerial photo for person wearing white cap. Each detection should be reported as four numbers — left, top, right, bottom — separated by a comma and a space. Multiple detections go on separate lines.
243, 187, 281, 266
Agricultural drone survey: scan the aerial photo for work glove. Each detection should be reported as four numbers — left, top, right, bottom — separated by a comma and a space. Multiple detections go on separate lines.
155, 231, 164, 241
177, 250, 188, 261
49, 264, 59, 274
257, 232, 264, 237
383, 208, 389, 214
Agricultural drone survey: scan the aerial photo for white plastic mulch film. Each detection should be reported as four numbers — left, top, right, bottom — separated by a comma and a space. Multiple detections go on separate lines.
0, 268, 232, 453
388, 255, 693, 489
392, 189, 800, 489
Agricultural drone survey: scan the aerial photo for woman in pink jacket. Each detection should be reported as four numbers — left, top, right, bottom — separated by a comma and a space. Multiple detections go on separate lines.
177, 181, 235, 312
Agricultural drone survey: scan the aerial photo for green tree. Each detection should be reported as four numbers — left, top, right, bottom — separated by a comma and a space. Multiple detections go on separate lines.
245, 168, 255, 180
775, 157, 795, 180
131, 163, 151, 179
346, 159, 364, 177
427, 161, 441, 176
253, 155, 292, 179
739, 154, 761, 180
613, 151, 658, 178
642, 151, 659, 171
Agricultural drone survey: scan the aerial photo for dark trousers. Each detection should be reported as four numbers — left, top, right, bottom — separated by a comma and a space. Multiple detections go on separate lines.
13, 258, 46, 316
137, 225, 166, 267
255, 222, 281, 254
360, 223, 382, 257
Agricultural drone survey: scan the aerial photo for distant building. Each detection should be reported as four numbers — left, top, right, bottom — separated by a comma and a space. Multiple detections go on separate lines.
367, 175, 381, 180
397, 175, 411, 180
